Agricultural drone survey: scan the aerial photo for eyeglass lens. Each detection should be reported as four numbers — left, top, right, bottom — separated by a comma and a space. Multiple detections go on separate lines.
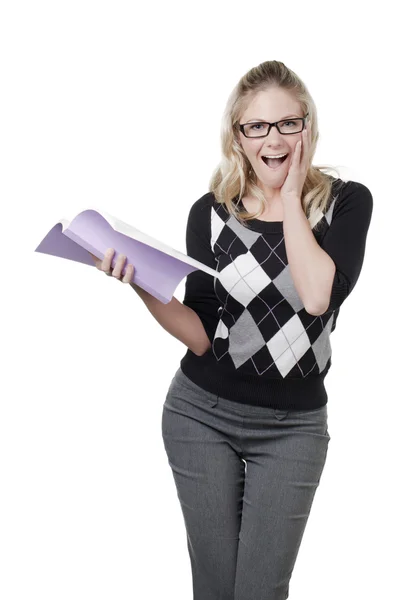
243, 118, 305, 137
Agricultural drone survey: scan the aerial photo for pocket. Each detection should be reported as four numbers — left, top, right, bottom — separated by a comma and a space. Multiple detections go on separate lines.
288, 404, 328, 419
324, 423, 331, 441
169, 369, 217, 409
287, 404, 330, 440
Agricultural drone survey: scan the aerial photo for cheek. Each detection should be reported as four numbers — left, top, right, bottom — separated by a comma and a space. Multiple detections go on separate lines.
241, 141, 257, 156
242, 145, 260, 164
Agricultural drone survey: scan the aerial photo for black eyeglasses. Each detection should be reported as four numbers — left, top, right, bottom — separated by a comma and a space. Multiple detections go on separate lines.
238, 112, 309, 138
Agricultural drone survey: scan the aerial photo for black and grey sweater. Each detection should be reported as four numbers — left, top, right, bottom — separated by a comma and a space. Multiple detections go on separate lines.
180, 177, 373, 410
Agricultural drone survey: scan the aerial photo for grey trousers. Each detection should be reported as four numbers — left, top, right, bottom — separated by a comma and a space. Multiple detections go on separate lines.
161, 367, 331, 600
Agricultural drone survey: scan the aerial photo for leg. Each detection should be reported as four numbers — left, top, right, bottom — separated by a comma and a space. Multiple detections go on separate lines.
161, 369, 245, 600
234, 406, 330, 600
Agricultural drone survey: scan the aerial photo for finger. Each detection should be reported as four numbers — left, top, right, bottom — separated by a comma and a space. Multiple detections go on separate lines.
303, 123, 310, 163
300, 131, 305, 165
295, 140, 302, 164
111, 254, 127, 279
122, 264, 135, 284
289, 143, 299, 169
102, 248, 115, 273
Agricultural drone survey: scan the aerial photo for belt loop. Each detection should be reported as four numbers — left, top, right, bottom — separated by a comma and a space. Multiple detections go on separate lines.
274, 409, 288, 420
208, 395, 218, 408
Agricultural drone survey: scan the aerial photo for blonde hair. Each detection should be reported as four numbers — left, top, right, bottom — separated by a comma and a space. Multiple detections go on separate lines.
209, 60, 345, 231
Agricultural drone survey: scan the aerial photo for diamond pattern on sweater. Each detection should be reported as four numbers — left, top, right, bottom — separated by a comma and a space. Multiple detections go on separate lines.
210, 206, 334, 379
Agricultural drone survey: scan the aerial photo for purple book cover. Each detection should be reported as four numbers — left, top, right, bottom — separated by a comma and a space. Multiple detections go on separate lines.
34, 208, 220, 304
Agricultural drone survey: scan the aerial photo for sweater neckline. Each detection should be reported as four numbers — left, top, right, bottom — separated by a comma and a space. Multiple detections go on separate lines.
235, 197, 284, 234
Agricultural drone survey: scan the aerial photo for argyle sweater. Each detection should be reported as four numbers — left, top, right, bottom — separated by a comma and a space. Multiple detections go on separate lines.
179, 177, 373, 410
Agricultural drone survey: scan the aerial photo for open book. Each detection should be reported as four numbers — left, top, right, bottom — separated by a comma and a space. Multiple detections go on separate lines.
34, 208, 220, 304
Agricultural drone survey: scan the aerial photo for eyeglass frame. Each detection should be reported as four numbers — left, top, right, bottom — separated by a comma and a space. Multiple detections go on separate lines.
237, 112, 309, 138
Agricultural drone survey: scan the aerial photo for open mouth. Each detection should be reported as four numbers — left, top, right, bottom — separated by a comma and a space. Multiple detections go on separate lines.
261, 153, 289, 169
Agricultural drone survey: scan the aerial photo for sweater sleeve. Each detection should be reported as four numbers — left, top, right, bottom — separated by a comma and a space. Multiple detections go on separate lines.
320, 180, 373, 314
182, 195, 221, 344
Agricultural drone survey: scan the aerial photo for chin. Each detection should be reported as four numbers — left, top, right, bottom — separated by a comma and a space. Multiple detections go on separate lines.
259, 171, 287, 184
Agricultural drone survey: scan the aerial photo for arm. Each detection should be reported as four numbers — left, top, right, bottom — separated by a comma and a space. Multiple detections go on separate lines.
130, 284, 210, 356
180, 195, 220, 354
283, 201, 337, 315
129, 194, 219, 357
283, 180, 373, 316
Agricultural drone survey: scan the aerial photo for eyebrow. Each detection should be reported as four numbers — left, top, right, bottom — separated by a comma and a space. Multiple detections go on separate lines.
245, 114, 300, 123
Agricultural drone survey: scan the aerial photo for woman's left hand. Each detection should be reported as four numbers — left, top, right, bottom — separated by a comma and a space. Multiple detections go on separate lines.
280, 120, 311, 203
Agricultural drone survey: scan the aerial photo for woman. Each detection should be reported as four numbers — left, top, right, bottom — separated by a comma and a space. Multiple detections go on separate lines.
92, 60, 373, 600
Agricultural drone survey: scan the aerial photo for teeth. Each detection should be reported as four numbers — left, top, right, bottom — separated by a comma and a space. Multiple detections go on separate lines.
263, 153, 288, 159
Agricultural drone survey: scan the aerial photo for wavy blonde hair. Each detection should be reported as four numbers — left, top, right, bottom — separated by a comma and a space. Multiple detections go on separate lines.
209, 60, 345, 231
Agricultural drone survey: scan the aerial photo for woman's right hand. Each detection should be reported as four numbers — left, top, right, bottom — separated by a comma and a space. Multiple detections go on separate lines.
88, 248, 135, 284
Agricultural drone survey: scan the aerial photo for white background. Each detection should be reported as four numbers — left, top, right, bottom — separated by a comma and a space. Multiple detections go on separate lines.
1, 1, 398, 599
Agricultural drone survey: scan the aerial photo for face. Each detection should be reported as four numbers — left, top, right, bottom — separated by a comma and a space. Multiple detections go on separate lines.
238, 87, 305, 202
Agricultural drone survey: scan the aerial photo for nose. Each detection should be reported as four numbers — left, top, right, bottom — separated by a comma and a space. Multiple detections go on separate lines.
267, 123, 283, 138
264, 124, 286, 151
